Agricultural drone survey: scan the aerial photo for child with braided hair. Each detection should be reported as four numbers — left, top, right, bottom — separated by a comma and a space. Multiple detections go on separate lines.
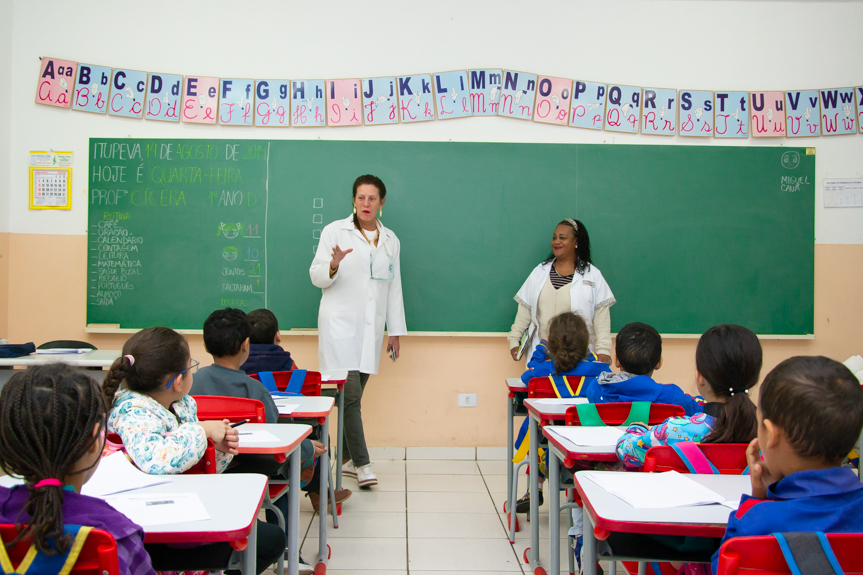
0, 363, 156, 575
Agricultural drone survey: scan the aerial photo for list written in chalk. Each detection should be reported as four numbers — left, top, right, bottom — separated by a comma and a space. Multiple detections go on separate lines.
824, 178, 863, 208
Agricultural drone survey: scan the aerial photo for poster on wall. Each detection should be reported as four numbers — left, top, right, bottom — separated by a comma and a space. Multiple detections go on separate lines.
254, 80, 291, 127
396, 74, 435, 123
785, 90, 821, 137
35, 57, 77, 109
750, 91, 786, 137
570, 80, 606, 130
145, 73, 182, 122
71, 63, 111, 114
218, 79, 254, 126
678, 90, 713, 137
641, 87, 677, 136
108, 68, 147, 119
498, 70, 537, 120
182, 76, 219, 125
857, 87, 863, 134
820, 87, 857, 136
290, 80, 326, 127
713, 91, 749, 138
29, 167, 72, 210
468, 69, 502, 116
432, 71, 472, 120
361, 77, 399, 126
327, 79, 363, 127
533, 76, 571, 126
604, 84, 641, 134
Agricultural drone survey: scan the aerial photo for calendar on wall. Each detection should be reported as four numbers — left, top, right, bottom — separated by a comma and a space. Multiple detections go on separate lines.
29, 167, 72, 210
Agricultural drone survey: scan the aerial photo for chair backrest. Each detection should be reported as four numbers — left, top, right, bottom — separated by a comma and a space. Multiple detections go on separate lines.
716, 533, 863, 575
564, 403, 684, 426
527, 377, 563, 399
250, 370, 322, 397
0, 524, 119, 575
106, 433, 217, 475
643, 443, 749, 474
36, 340, 97, 350
192, 395, 267, 424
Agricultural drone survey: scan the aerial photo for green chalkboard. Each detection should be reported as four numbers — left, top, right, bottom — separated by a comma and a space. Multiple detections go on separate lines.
87, 139, 815, 335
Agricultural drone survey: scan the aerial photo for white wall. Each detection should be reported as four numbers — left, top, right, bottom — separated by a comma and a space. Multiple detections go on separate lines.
0, 0, 12, 233
8, 0, 863, 242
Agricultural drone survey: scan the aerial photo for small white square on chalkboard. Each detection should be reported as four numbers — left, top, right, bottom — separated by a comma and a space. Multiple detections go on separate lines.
312, 244, 318, 254
824, 178, 863, 208
313, 198, 323, 208
313, 229, 321, 239
312, 214, 323, 224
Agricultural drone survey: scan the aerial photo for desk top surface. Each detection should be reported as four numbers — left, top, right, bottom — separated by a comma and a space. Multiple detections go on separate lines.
506, 377, 527, 391
544, 425, 624, 456
236, 423, 311, 454
524, 397, 589, 418
575, 471, 751, 537
0, 350, 120, 367
273, 395, 335, 418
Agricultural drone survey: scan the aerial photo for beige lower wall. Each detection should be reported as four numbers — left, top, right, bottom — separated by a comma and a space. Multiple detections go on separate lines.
4, 234, 863, 447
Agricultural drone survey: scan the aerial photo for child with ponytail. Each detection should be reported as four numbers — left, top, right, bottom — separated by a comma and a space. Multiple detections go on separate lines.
0, 363, 155, 575
616, 324, 762, 468
103, 327, 285, 574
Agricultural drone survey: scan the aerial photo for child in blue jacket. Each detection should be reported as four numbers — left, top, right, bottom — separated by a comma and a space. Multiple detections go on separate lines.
706, 356, 863, 575
584, 322, 704, 415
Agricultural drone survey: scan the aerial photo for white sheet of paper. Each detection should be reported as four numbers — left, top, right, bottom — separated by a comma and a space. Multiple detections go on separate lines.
237, 429, 280, 443
534, 398, 587, 406
276, 404, 301, 415
82, 452, 171, 497
583, 470, 726, 509
102, 493, 210, 526
824, 178, 863, 207
549, 426, 625, 447
34, 348, 89, 354
721, 499, 741, 511
321, 375, 332, 381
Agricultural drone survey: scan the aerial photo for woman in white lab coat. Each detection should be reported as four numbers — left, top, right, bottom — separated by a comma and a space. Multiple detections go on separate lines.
309, 175, 407, 488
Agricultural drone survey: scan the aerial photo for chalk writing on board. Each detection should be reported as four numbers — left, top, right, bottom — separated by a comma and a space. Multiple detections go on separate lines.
780, 175, 810, 193
89, 219, 143, 307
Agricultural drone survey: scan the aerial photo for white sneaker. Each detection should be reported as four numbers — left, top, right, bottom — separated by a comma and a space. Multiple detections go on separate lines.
298, 555, 314, 575
356, 463, 378, 488
342, 460, 357, 478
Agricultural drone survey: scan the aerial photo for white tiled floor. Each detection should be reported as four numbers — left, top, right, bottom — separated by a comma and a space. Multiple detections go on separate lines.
286, 457, 581, 573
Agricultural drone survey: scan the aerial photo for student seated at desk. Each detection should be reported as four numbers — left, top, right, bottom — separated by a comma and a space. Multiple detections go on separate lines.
240, 308, 297, 375
584, 322, 704, 415
616, 324, 762, 468
0, 364, 156, 575
193, 308, 351, 511
703, 356, 863, 575
103, 327, 286, 575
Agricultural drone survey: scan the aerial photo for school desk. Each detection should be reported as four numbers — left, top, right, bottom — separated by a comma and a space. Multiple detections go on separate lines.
543, 425, 626, 575
505, 377, 528, 523
521, 397, 589, 572
319, 369, 348, 490
0, 349, 120, 385
0, 472, 268, 575
235, 423, 312, 575
575, 471, 751, 575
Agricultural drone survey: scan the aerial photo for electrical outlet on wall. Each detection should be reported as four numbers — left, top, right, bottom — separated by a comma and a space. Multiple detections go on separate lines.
458, 393, 477, 407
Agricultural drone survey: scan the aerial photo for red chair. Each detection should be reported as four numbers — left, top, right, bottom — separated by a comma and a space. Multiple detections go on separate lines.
643, 443, 749, 474
564, 402, 685, 427
106, 433, 218, 475
193, 395, 267, 424
526, 376, 564, 399
250, 370, 322, 397
716, 533, 863, 575
0, 524, 119, 575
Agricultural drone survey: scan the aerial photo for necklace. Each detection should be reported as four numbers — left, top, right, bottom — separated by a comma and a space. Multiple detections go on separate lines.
359, 225, 379, 245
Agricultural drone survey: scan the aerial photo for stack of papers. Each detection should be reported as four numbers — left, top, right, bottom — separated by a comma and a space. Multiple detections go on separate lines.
82, 452, 171, 497
103, 493, 210, 526
548, 426, 625, 447
534, 398, 587, 406
276, 403, 301, 415
34, 348, 90, 354
582, 470, 728, 509
237, 429, 280, 444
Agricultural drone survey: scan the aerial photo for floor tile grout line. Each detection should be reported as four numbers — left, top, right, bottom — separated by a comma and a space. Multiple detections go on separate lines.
405, 464, 410, 574
477, 459, 527, 574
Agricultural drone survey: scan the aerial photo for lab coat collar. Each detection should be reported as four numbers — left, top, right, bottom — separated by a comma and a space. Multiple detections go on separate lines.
767, 467, 863, 501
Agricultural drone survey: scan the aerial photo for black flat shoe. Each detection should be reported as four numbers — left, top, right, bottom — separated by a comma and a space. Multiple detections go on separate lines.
515, 490, 543, 513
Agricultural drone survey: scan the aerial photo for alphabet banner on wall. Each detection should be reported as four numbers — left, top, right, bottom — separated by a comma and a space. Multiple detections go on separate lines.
820, 87, 857, 135
145, 72, 181, 123
362, 76, 399, 125
433, 70, 472, 120
108, 68, 147, 119
714, 91, 749, 138
182, 76, 218, 125
219, 79, 254, 126
72, 63, 111, 114
468, 69, 502, 116
857, 86, 863, 133
254, 80, 290, 127
534, 75, 571, 126
641, 87, 677, 136
605, 84, 641, 134
570, 80, 606, 130
327, 79, 363, 127
751, 91, 786, 137
678, 90, 713, 137
396, 74, 434, 123
786, 89, 821, 137
498, 70, 536, 120
36, 57, 77, 108
291, 80, 326, 127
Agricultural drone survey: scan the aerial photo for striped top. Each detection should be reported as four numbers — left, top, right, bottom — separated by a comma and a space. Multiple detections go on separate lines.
550, 264, 574, 290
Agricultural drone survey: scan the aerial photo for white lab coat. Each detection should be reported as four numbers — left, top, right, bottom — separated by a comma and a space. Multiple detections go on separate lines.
310, 215, 407, 375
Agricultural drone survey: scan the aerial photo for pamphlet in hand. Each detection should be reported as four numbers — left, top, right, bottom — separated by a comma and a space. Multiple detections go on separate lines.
516, 322, 537, 361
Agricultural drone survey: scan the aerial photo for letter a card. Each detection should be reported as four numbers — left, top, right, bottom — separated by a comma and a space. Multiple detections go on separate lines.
533, 76, 572, 126
35, 57, 78, 108
713, 91, 749, 138
569, 80, 606, 130
819, 87, 857, 135
71, 63, 112, 114
182, 76, 219, 124
750, 91, 786, 137
433, 71, 472, 119
145, 72, 182, 123
678, 90, 714, 137
498, 70, 537, 120
326, 79, 363, 127
784, 90, 821, 137
361, 77, 399, 126
108, 68, 147, 119
396, 74, 435, 123
468, 69, 502, 116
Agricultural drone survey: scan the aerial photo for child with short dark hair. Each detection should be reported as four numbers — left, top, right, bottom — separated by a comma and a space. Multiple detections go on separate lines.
240, 309, 296, 375
709, 355, 863, 574
585, 322, 703, 415
0, 364, 155, 575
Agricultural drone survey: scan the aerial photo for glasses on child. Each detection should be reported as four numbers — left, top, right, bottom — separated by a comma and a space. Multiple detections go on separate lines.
167, 359, 199, 390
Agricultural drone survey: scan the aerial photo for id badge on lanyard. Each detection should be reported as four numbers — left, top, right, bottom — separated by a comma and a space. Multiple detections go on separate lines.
371, 241, 394, 281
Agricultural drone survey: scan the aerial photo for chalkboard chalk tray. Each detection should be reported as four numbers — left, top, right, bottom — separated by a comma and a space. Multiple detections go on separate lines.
87, 139, 814, 335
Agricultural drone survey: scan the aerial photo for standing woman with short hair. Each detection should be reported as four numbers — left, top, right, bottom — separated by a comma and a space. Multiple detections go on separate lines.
310, 175, 407, 488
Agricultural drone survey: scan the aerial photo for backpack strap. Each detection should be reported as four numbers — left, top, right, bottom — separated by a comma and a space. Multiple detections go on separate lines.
670, 442, 719, 474
286, 369, 307, 395
0, 525, 92, 575
574, 404, 607, 427
773, 532, 844, 575
623, 401, 651, 425
548, 375, 575, 398
257, 371, 279, 393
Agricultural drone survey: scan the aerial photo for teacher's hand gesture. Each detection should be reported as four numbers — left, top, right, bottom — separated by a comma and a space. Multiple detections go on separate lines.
330, 244, 353, 273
